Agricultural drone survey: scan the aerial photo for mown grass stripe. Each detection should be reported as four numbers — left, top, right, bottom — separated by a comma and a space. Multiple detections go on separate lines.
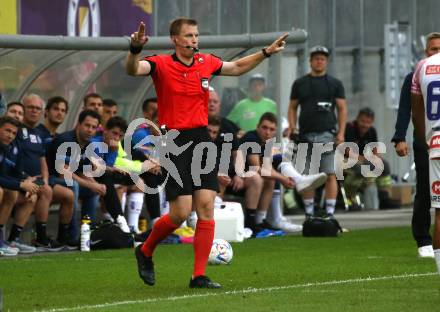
40, 272, 437, 312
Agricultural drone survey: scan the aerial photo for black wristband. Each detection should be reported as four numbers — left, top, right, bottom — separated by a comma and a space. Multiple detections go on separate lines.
262, 48, 271, 58
130, 44, 143, 55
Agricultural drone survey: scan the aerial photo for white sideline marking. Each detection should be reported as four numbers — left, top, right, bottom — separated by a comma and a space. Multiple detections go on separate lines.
40, 272, 437, 312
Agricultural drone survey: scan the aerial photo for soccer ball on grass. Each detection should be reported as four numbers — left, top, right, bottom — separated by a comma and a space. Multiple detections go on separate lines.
208, 239, 233, 265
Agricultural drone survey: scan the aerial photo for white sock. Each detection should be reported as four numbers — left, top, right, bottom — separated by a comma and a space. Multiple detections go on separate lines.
127, 192, 144, 232
304, 198, 314, 215
255, 211, 266, 225
267, 189, 282, 225
435, 250, 440, 275
159, 189, 169, 215
102, 212, 114, 222
121, 192, 127, 214
326, 199, 337, 215
278, 162, 303, 182
278, 162, 303, 183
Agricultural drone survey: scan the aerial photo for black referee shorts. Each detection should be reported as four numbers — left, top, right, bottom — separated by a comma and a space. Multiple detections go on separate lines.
165, 126, 219, 201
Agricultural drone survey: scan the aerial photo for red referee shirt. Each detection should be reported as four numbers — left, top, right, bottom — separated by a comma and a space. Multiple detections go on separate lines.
144, 53, 223, 130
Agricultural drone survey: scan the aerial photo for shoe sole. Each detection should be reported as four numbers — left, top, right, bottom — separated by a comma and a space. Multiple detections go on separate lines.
0, 252, 18, 256
17, 249, 37, 254
280, 227, 303, 233
189, 284, 222, 289
296, 174, 327, 193
189, 280, 222, 289
9, 243, 36, 254
63, 246, 79, 251
35, 246, 65, 252
268, 222, 303, 233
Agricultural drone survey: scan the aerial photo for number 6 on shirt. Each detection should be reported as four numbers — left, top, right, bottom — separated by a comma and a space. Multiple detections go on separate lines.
427, 80, 440, 120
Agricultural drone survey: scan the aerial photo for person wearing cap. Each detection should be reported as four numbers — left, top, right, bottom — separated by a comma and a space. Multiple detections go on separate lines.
227, 73, 277, 133
288, 45, 347, 219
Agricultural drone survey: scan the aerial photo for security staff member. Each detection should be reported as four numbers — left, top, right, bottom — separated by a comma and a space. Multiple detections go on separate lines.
287, 46, 347, 219
126, 18, 288, 289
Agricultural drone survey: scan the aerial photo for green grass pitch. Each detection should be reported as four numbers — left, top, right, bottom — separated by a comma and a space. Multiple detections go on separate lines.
0, 227, 439, 311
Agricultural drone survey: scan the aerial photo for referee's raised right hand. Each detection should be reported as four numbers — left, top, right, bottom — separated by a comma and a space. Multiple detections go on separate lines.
131, 22, 149, 48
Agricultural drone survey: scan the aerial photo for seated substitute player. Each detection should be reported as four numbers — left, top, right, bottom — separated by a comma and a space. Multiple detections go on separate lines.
344, 108, 398, 209
238, 112, 327, 234
101, 98, 118, 129
46, 110, 106, 224
0, 116, 39, 255
126, 17, 289, 288
130, 98, 165, 231
83, 93, 104, 133
36, 96, 80, 244
3, 105, 40, 253
206, 88, 243, 196
36, 96, 68, 147
411, 50, 440, 273
21, 94, 74, 251
90, 116, 160, 232
83, 93, 104, 116
207, 115, 303, 233
206, 115, 236, 197
208, 87, 240, 138
4, 102, 24, 123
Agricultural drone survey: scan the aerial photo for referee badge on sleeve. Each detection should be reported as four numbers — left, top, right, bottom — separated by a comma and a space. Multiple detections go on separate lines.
201, 78, 209, 90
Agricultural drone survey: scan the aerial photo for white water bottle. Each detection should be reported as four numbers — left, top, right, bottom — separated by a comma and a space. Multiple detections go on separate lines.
80, 215, 91, 252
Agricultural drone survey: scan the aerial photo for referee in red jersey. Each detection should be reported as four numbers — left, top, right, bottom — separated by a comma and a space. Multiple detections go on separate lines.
126, 18, 288, 289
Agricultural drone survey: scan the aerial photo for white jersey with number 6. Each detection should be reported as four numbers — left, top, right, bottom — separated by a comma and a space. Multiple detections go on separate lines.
412, 53, 440, 140
412, 53, 440, 208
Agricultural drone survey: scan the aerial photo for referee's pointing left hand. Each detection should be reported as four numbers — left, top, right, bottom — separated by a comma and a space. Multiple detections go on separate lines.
264, 33, 289, 56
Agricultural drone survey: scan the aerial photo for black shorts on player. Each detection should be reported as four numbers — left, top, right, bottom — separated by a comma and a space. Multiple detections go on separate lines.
165, 127, 219, 201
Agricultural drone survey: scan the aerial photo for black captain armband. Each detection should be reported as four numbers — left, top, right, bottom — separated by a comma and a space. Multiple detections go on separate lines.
262, 48, 271, 58
130, 44, 143, 55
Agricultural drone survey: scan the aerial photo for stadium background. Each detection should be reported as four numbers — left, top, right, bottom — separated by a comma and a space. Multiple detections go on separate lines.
1, 0, 440, 180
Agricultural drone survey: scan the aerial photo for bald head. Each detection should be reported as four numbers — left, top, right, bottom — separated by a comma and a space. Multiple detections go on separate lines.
208, 89, 221, 117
